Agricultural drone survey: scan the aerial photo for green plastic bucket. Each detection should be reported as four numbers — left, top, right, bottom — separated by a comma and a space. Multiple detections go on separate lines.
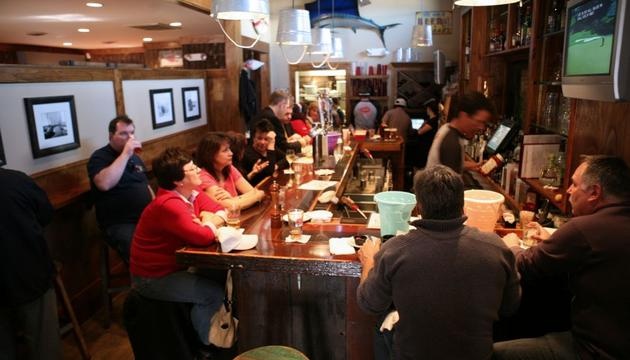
374, 191, 416, 237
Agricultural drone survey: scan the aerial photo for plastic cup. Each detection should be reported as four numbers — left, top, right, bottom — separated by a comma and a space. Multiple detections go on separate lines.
226, 200, 241, 228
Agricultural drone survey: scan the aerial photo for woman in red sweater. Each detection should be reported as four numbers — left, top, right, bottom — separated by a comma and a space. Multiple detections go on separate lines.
130, 147, 226, 346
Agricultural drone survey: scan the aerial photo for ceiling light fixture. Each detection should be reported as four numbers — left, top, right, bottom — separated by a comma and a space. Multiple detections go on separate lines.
308, 27, 333, 68
276, 5, 312, 65
169, 22, 182, 27
85, 2, 103, 8
454, 0, 519, 6
63, 42, 73, 46
78, 28, 90, 33
142, 37, 152, 42
211, 0, 269, 49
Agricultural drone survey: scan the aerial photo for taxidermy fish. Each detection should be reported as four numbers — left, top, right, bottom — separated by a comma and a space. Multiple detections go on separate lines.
305, 0, 400, 47
310, 13, 400, 47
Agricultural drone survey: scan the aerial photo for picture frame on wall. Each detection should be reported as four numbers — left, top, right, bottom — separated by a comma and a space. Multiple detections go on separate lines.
182, 87, 201, 122
0, 128, 6, 167
24, 95, 80, 159
150, 88, 175, 129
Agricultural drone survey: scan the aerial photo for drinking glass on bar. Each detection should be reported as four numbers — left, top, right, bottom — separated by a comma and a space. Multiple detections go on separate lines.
226, 199, 241, 228
287, 208, 305, 241
286, 149, 297, 173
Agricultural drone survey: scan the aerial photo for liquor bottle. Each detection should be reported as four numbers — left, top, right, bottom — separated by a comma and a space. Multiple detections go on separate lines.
547, 0, 561, 33
480, 153, 504, 176
521, 4, 532, 46
270, 180, 282, 228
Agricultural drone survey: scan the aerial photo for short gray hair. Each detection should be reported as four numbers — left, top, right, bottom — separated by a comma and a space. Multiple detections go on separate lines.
413, 165, 464, 220
581, 155, 630, 201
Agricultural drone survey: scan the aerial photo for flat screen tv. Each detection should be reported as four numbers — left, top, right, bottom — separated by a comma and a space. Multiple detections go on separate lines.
562, 0, 630, 101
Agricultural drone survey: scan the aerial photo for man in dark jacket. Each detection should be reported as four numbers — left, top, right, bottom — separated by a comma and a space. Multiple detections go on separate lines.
495, 155, 630, 360
357, 165, 520, 360
0, 168, 59, 360
254, 90, 301, 154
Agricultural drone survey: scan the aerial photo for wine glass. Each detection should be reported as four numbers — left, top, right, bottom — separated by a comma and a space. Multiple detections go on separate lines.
286, 149, 297, 173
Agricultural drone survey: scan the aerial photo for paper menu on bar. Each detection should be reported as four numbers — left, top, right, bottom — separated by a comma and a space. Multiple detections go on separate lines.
298, 180, 338, 191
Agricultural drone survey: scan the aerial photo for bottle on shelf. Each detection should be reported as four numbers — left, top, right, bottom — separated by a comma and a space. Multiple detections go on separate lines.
540, 152, 562, 187
521, 4, 532, 46
547, 0, 562, 33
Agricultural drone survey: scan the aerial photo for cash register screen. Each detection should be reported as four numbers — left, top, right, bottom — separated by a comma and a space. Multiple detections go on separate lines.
411, 118, 425, 130
486, 123, 512, 155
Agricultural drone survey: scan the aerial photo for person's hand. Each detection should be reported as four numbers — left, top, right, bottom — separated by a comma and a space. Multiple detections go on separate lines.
357, 237, 381, 265
200, 211, 225, 227
527, 222, 550, 242
427, 106, 436, 119
210, 186, 232, 201
464, 160, 481, 171
123, 135, 142, 157
251, 159, 270, 175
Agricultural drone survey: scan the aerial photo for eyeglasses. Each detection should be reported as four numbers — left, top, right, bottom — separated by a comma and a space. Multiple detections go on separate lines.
184, 164, 200, 173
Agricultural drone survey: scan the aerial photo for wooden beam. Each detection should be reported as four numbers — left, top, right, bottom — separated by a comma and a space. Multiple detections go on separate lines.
177, 0, 212, 14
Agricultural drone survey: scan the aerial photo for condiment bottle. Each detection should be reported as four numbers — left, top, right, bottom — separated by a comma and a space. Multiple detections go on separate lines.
270, 180, 282, 228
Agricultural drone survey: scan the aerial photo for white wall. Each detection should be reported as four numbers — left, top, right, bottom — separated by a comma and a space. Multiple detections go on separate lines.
0, 78, 206, 175
267, 0, 461, 91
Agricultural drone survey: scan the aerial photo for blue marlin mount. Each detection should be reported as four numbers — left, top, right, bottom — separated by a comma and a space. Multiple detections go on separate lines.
305, 0, 400, 47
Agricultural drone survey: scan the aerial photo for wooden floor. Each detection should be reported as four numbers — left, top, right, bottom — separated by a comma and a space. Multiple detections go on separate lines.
62, 292, 133, 360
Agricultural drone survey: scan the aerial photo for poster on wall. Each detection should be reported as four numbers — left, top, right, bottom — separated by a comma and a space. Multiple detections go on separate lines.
182, 87, 201, 122
150, 88, 175, 129
0, 128, 5, 166
416, 11, 453, 35
24, 95, 80, 159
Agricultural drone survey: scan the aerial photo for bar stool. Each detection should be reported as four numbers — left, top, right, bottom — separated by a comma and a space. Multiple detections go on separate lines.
233, 346, 309, 360
100, 239, 130, 328
54, 262, 91, 360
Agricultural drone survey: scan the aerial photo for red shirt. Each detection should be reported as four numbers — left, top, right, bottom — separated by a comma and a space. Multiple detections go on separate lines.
130, 188, 222, 278
198, 166, 242, 197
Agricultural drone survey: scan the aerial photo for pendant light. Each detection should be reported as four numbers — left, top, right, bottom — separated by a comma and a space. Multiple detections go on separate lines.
454, 0, 519, 6
277, 6, 312, 64
326, 0, 343, 70
412, 0, 433, 47
308, 0, 335, 68
211, 0, 270, 49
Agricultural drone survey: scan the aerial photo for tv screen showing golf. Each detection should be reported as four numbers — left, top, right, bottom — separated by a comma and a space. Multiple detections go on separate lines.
564, 0, 617, 76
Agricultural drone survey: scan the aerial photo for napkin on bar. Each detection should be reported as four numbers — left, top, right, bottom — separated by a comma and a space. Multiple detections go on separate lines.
285, 234, 311, 244
217, 226, 242, 252
329, 237, 356, 255
379, 310, 400, 332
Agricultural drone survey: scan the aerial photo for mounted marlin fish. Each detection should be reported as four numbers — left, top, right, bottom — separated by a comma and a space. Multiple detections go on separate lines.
304, 0, 400, 47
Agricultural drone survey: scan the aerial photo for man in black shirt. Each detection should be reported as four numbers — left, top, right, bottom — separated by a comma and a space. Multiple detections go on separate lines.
0, 168, 59, 359
87, 115, 153, 262
242, 119, 287, 186
254, 90, 302, 154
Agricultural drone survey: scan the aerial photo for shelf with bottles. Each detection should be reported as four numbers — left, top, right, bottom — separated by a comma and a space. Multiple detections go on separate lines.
522, 178, 568, 213
348, 76, 388, 98
542, 0, 566, 36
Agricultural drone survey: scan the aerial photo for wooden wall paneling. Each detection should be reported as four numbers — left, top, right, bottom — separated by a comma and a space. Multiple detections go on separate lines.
345, 277, 376, 360
206, 69, 228, 131
524, 0, 544, 131
88, 47, 145, 65
470, 8, 489, 93
0, 64, 114, 82
218, 20, 244, 132
259, 52, 270, 110
142, 41, 181, 69
113, 69, 125, 115
571, 100, 630, 171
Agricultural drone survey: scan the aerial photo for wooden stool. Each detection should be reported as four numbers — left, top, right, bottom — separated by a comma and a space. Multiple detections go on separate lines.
234, 346, 309, 360
54, 262, 91, 360
100, 240, 130, 328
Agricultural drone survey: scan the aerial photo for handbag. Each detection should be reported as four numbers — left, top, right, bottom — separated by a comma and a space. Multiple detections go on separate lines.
209, 270, 239, 348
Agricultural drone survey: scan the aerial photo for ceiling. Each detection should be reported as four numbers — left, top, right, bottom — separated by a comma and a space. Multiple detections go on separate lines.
0, 0, 222, 50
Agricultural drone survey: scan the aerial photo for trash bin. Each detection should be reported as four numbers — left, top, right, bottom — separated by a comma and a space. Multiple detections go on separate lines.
463, 190, 504, 232
374, 191, 416, 237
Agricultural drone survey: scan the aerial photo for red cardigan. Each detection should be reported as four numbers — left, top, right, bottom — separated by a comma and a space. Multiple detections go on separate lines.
130, 188, 222, 278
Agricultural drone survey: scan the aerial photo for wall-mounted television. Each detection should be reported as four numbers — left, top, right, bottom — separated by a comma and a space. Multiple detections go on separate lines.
562, 0, 630, 101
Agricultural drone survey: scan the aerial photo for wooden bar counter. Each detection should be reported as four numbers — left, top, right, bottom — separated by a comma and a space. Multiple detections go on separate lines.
176, 144, 376, 360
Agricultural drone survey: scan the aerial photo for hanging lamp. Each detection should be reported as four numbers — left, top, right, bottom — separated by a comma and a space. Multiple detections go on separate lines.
277, 7, 312, 64
211, 0, 270, 49
326, 0, 343, 69
454, 0, 519, 6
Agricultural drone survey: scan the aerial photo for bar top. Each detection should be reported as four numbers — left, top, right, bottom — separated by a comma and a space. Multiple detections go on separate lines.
176, 143, 376, 277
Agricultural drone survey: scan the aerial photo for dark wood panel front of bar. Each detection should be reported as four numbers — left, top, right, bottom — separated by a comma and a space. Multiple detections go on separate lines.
176, 144, 376, 360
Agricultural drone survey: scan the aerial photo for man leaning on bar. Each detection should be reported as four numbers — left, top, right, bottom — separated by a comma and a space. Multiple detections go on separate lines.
495, 155, 630, 359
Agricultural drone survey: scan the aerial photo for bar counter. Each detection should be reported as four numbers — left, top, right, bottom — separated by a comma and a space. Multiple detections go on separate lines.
176, 144, 376, 360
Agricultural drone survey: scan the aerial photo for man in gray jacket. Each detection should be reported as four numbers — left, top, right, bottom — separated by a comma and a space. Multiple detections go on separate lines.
357, 165, 520, 359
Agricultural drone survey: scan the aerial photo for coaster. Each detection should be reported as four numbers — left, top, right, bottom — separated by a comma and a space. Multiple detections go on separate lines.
285, 234, 311, 244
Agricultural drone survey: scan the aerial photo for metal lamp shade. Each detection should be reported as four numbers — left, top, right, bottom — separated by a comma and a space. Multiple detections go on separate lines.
309, 28, 333, 55
276, 8, 312, 46
412, 24, 433, 47
454, 0, 519, 5
212, 0, 270, 20
329, 37, 344, 59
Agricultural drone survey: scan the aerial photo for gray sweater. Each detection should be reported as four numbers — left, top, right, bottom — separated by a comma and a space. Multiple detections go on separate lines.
357, 217, 521, 360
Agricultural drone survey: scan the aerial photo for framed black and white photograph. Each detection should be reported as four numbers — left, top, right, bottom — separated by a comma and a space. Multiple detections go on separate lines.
0, 128, 6, 167
182, 87, 201, 122
150, 88, 175, 129
24, 95, 80, 159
